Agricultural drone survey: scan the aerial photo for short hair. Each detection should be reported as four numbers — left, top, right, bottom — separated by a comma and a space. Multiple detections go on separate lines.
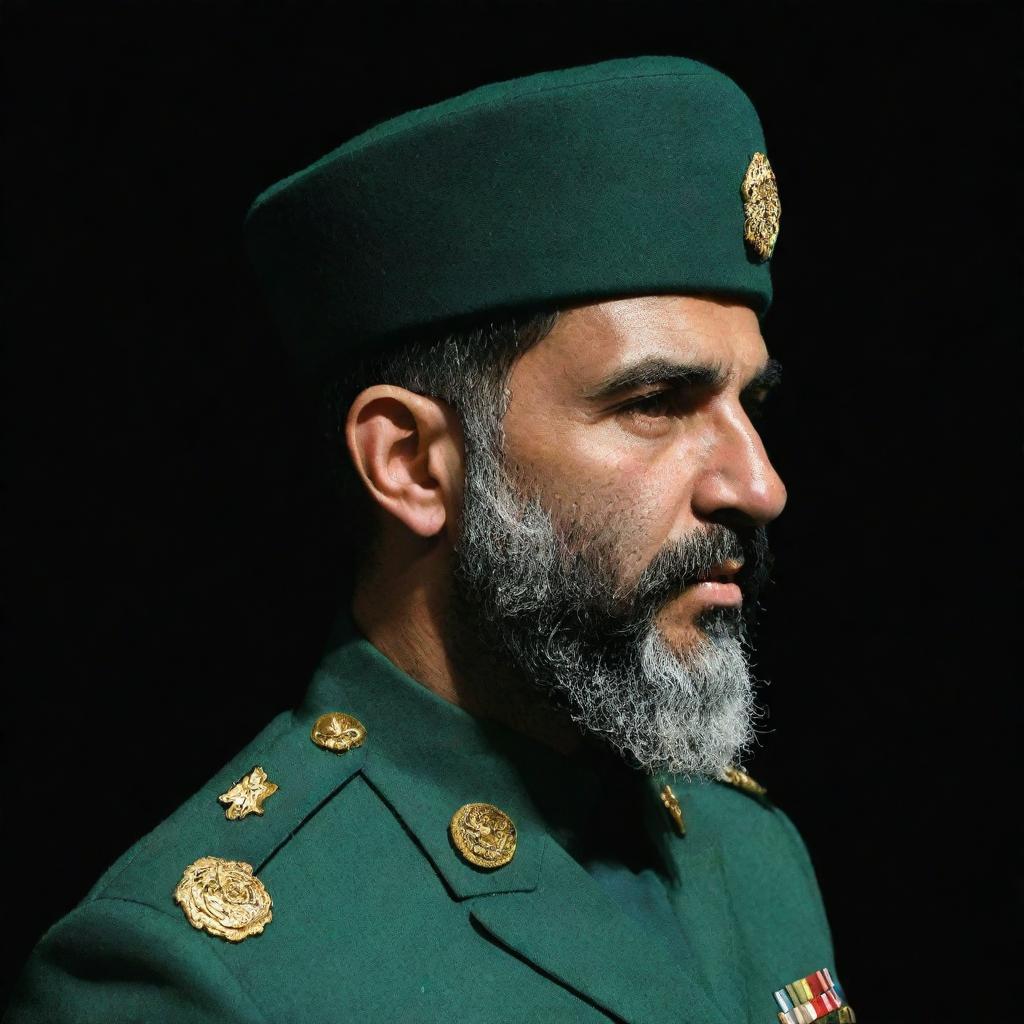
320, 306, 562, 578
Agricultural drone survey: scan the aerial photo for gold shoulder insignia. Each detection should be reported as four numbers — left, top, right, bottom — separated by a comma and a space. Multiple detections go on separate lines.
311, 711, 366, 753
718, 764, 768, 799
174, 856, 273, 941
660, 784, 687, 837
218, 765, 279, 820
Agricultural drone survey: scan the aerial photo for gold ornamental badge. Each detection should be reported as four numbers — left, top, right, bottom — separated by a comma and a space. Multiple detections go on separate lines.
174, 856, 273, 941
741, 152, 780, 262
218, 765, 278, 820
449, 802, 517, 869
310, 711, 366, 753
719, 764, 768, 798
660, 784, 686, 837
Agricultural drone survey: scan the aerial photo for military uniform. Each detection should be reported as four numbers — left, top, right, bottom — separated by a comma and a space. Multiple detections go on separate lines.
6, 55, 855, 1023
6, 610, 839, 1023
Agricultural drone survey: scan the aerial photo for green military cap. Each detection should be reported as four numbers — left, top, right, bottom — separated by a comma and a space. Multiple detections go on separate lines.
244, 55, 779, 391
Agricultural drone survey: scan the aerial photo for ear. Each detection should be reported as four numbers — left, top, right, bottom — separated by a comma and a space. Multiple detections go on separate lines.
345, 385, 465, 542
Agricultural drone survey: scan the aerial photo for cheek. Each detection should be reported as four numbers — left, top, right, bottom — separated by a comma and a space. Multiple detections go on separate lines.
612, 455, 679, 534
556, 445, 678, 537
509, 415, 698, 535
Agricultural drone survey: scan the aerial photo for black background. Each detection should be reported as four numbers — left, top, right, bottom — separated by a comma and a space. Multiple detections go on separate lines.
2, 2, 1020, 1020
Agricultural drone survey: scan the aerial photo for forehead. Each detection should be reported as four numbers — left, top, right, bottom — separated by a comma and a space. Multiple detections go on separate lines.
522, 294, 768, 388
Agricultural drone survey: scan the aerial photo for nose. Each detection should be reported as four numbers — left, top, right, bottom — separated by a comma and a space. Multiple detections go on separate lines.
691, 399, 788, 529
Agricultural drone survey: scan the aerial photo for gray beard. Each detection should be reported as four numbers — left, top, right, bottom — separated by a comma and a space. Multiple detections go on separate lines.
447, 419, 770, 778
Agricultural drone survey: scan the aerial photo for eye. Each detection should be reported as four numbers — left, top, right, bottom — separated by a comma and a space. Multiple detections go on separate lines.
615, 385, 713, 424
621, 390, 677, 418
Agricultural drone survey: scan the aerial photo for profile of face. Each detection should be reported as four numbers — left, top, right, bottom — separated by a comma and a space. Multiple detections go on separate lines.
448, 294, 787, 777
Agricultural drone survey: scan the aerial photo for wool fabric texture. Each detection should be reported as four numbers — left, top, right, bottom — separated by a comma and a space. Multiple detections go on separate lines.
244, 55, 776, 393
5, 610, 834, 1024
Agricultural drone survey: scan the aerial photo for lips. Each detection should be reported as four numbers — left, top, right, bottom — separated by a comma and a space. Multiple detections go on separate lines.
694, 558, 744, 586
682, 558, 745, 608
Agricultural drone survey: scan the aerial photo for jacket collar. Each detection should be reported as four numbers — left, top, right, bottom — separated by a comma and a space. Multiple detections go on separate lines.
299, 607, 603, 899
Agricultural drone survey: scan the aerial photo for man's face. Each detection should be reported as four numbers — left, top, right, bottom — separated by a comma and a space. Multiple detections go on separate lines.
447, 294, 787, 776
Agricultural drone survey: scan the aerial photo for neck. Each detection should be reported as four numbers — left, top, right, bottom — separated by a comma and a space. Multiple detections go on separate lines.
351, 569, 585, 758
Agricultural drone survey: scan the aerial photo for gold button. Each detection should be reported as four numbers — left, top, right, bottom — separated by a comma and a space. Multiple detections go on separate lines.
218, 765, 279, 820
449, 802, 517, 869
310, 711, 366, 753
174, 856, 273, 941
660, 784, 686, 837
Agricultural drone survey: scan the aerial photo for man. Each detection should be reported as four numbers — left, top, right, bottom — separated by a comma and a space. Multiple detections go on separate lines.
5, 56, 854, 1024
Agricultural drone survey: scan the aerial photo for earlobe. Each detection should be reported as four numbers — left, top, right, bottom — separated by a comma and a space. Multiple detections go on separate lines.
345, 386, 463, 540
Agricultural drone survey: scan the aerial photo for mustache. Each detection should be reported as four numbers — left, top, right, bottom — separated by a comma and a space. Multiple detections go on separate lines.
628, 523, 773, 617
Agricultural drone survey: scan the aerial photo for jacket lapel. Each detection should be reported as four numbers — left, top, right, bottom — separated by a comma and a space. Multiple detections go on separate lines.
469, 836, 732, 1024
665, 840, 750, 1023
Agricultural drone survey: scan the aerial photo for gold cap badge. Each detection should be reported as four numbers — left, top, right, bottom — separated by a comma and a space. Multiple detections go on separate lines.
449, 802, 517, 869
174, 856, 273, 941
218, 765, 278, 820
741, 151, 780, 262
310, 711, 366, 753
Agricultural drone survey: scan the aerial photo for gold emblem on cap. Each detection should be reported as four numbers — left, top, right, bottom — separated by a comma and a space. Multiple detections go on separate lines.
449, 802, 517, 869
310, 711, 366, 753
218, 765, 278, 820
174, 856, 272, 941
719, 764, 768, 797
741, 151, 780, 262
660, 784, 686, 837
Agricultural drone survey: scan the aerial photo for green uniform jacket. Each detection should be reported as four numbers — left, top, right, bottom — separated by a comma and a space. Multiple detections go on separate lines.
5, 612, 836, 1024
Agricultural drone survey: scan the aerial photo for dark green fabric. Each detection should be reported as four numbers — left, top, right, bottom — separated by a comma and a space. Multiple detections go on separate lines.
244, 55, 775, 399
5, 610, 834, 1023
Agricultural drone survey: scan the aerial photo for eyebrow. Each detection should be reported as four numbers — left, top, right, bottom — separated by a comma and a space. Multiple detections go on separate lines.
582, 355, 782, 402
742, 357, 783, 397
